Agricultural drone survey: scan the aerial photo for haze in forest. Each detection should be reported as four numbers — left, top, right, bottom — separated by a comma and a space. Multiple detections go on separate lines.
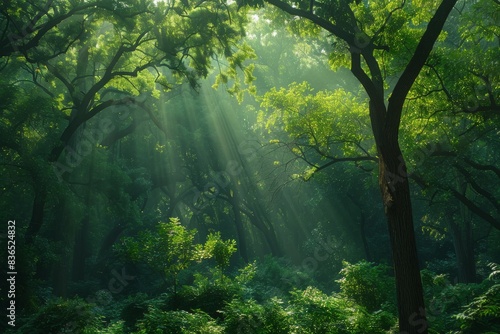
0, 1, 499, 333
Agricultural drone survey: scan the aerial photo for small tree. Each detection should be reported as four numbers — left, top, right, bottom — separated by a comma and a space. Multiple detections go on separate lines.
121, 218, 197, 294
199, 232, 237, 281
121, 218, 237, 293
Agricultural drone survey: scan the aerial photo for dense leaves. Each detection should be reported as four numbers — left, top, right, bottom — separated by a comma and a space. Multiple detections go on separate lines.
1, 0, 499, 333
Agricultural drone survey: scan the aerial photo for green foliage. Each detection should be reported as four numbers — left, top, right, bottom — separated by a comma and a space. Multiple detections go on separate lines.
119, 293, 152, 333
288, 287, 394, 334
100, 321, 126, 334
178, 271, 242, 319
222, 298, 267, 333
257, 81, 373, 180
199, 232, 237, 271
422, 269, 495, 333
119, 218, 237, 293
289, 287, 351, 334
135, 308, 223, 334
454, 284, 500, 333
120, 218, 198, 285
337, 260, 395, 312
17, 298, 102, 334
247, 256, 314, 302
222, 297, 292, 334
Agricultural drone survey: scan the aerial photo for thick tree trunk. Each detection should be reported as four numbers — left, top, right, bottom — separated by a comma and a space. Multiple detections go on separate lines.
379, 145, 427, 334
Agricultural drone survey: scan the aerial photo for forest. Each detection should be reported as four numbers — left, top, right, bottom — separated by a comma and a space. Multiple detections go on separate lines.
0, 0, 499, 333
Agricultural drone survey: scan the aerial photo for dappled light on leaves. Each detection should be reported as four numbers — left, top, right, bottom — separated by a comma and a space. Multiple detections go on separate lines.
1, 1, 499, 333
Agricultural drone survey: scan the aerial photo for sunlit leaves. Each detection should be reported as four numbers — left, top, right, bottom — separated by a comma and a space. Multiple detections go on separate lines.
201, 232, 237, 270
120, 217, 237, 289
259, 81, 371, 157
120, 217, 198, 281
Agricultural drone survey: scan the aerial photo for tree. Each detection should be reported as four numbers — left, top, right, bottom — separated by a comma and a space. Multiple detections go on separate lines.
398, 0, 499, 283
0, 0, 105, 60
0, 0, 251, 244
239, 1, 460, 332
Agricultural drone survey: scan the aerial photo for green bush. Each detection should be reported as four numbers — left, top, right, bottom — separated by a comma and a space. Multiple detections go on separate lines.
454, 284, 500, 334
288, 287, 395, 334
119, 293, 155, 333
178, 272, 241, 319
222, 297, 292, 334
96, 321, 125, 334
135, 308, 223, 334
424, 273, 490, 333
249, 256, 314, 302
262, 298, 293, 334
222, 298, 266, 334
289, 287, 352, 334
17, 297, 102, 334
337, 260, 395, 312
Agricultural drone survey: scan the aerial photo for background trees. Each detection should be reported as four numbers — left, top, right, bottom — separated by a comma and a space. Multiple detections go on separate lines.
239, 1, 460, 332
1, 0, 499, 333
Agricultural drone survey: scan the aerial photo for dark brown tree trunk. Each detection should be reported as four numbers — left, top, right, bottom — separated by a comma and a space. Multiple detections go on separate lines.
379, 147, 427, 334
448, 183, 477, 284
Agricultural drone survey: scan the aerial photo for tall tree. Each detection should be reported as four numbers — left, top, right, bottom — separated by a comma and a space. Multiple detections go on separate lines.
239, 0, 459, 332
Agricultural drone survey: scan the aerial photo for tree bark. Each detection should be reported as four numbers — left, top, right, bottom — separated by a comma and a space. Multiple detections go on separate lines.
378, 146, 427, 333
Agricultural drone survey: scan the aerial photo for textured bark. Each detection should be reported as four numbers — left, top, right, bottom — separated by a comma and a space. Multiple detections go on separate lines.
378, 146, 427, 334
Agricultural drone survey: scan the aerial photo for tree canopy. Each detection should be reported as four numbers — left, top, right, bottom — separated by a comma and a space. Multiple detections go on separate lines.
1, 1, 499, 333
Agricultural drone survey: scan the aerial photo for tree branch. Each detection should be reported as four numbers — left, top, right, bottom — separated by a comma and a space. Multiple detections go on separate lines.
386, 0, 458, 137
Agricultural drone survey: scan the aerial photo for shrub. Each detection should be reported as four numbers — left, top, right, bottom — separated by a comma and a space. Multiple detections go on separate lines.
17, 297, 102, 334
135, 308, 223, 334
288, 287, 352, 334
288, 286, 395, 334
119, 293, 154, 333
262, 298, 293, 334
222, 297, 292, 334
249, 256, 314, 302
336, 260, 395, 312
422, 269, 493, 333
454, 284, 500, 333
178, 272, 241, 319
222, 298, 266, 334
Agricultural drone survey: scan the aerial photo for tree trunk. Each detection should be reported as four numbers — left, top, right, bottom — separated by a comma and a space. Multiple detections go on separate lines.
448, 184, 477, 284
450, 220, 476, 283
379, 147, 427, 334
347, 194, 371, 261
25, 185, 47, 242
230, 188, 249, 262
